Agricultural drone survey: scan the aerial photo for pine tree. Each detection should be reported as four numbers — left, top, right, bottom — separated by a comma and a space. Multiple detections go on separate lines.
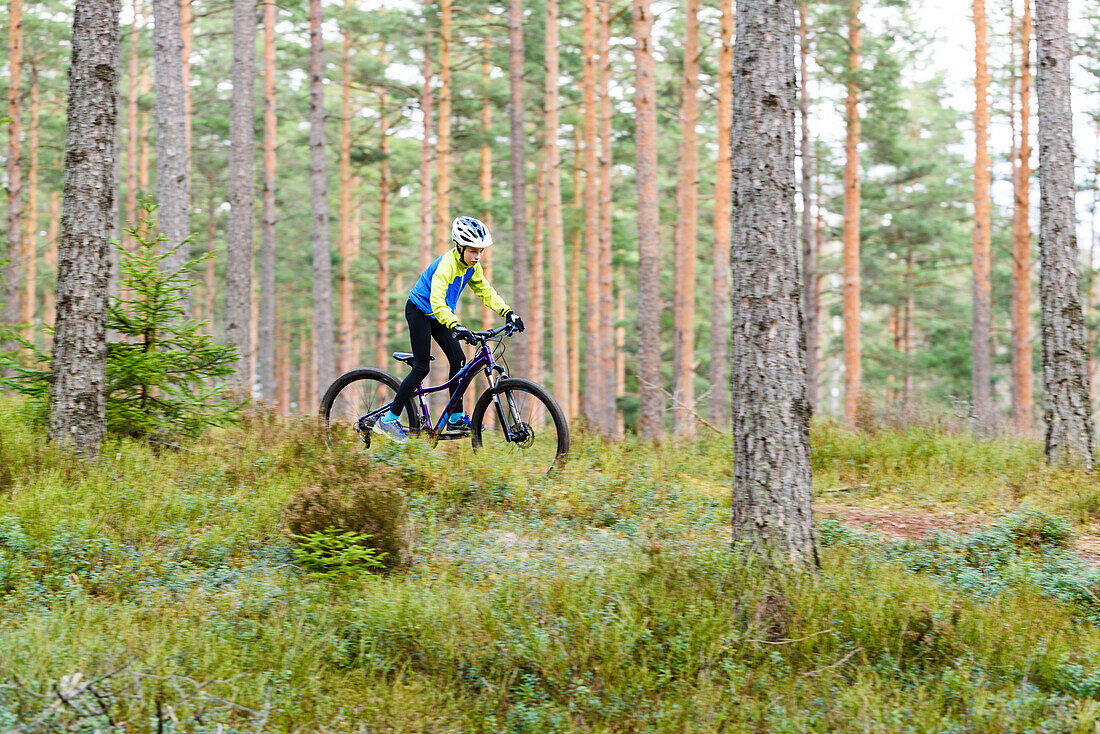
152, 0, 190, 275
308, 0, 335, 403
5, 0, 24, 326
1035, 0, 1094, 467
258, 0, 277, 403
225, 0, 256, 394
48, 0, 121, 456
971, 0, 993, 432
730, 0, 816, 569
633, 0, 662, 441
842, 0, 862, 428
1012, 0, 1034, 434
672, 0, 699, 438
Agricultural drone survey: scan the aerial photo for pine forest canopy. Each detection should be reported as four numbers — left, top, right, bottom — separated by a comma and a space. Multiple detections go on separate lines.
4, 0, 1100, 437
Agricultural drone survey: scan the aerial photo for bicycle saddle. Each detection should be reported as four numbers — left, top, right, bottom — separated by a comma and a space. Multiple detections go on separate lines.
392, 352, 436, 367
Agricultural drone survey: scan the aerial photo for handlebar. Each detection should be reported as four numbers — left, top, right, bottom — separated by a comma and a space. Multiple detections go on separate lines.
456, 322, 517, 344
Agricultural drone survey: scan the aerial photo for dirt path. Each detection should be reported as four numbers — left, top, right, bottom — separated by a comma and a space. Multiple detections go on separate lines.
816, 502, 1100, 566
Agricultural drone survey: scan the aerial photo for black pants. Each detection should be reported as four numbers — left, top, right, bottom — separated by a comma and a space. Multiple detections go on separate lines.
391, 300, 466, 417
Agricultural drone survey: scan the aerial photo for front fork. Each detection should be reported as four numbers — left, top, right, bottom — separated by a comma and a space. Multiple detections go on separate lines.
486, 365, 522, 441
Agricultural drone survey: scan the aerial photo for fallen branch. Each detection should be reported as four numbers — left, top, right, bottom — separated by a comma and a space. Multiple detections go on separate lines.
799, 647, 862, 677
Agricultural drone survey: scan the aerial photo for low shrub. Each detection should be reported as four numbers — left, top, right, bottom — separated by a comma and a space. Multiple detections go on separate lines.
284, 453, 413, 571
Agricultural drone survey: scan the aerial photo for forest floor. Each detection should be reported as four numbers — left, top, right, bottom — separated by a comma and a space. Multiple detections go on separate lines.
819, 501, 1100, 565
6, 405, 1100, 731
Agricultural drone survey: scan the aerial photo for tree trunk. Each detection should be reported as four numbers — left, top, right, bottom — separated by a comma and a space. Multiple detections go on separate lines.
633, 0, 662, 441
569, 127, 583, 422
21, 67, 39, 334
480, 22, 494, 330
972, 0, 993, 433
152, 0, 190, 274
532, 153, 546, 384
138, 61, 150, 194
125, 0, 139, 247
377, 77, 392, 370
204, 170, 216, 331
1013, 0, 1034, 434
298, 322, 313, 413
1036, 0, 1094, 468
708, 0, 734, 430
545, 0, 569, 411
259, 0, 277, 402
337, 5, 355, 375
48, 0, 121, 457
418, 11, 433, 271
598, 0, 617, 438
730, 0, 817, 569
672, 0, 699, 439
5, 0, 23, 326
508, 0, 529, 373
581, 0, 601, 428
842, 0, 862, 428
181, 0, 192, 157
615, 266, 626, 436
309, 0, 336, 400
225, 0, 256, 394
276, 320, 290, 416
437, 0, 452, 252
44, 192, 59, 335
799, 1, 817, 413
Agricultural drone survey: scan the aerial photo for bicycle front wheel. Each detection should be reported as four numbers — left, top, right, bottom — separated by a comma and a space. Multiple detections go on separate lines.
319, 368, 415, 446
470, 377, 569, 472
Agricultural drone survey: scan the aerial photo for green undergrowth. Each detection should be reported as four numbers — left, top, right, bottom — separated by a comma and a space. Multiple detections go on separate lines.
5, 400, 1100, 730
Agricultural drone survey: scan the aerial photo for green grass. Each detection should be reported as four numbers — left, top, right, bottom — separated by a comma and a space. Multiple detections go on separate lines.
4, 401, 1100, 731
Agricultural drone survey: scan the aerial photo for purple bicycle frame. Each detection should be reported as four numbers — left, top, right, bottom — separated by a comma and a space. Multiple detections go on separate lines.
407, 341, 499, 435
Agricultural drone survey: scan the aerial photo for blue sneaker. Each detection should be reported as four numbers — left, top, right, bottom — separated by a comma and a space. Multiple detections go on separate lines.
445, 412, 472, 431
373, 416, 408, 443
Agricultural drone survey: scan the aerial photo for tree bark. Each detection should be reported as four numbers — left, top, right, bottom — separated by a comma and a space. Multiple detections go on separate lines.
276, 319, 290, 416
532, 153, 546, 384
437, 0, 452, 253
225, 0, 256, 394
152, 0, 190, 274
21, 67, 39, 333
633, 0, 662, 441
377, 75, 392, 370
44, 192, 59, 335
49, 0, 121, 457
181, 0, 192, 157
569, 127, 582, 421
125, 1, 139, 248
842, 0, 862, 428
309, 0, 336, 401
259, 0, 277, 402
337, 4, 355, 375
419, 9, 433, 272
972, 0, 993, 433
582, 0, 601, 428
480, 21, 494, 330
799, 1, 817, 413
508, 0, 529, 373
1036, 0, 1094, 468
4, 0, 23, 326
708, 0, 734, 430
598, 0, 617, 438
730, 0, 817, 569
672, 0, 699, 438
1012, 0, 1034, 434
545, 0, 569, 413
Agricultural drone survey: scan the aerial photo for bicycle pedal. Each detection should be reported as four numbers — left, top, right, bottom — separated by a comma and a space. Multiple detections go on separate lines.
437, 429, 470, 439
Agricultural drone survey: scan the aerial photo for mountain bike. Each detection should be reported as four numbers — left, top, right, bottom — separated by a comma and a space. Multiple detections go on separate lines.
319, 322, 569, 473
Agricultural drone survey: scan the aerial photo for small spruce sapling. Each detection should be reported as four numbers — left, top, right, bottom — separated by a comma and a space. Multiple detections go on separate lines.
0, 198, 241, 441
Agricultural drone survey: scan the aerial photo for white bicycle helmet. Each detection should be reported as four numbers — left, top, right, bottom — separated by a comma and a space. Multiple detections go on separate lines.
451, 216, 493, 249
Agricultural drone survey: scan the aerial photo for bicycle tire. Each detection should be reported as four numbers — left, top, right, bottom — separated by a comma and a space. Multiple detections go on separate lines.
319, 368, 416, 444
470, 377, 569, 471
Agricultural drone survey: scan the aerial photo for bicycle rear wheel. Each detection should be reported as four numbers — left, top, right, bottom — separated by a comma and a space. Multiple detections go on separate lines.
470, 377, 569, 472
319, 369, 416, 446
